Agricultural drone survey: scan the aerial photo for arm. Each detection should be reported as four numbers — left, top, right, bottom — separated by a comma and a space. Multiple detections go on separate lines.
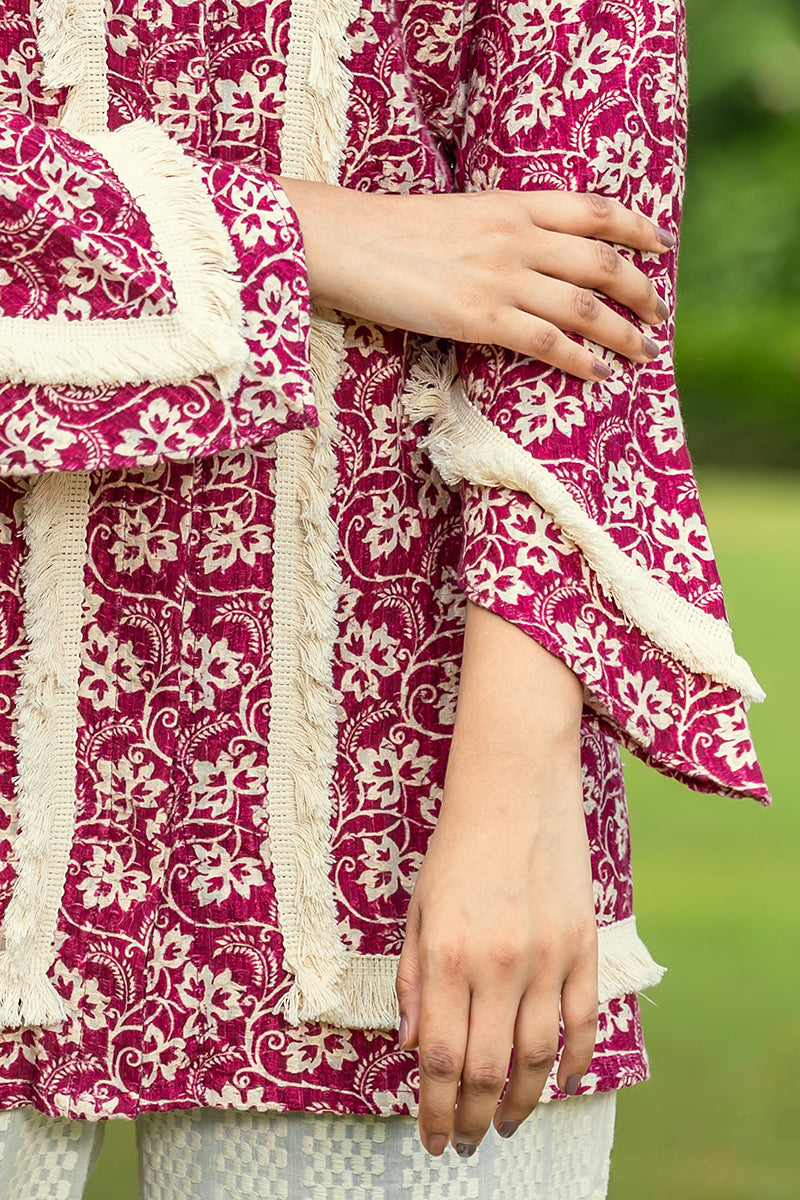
276, 175, 671, 382
395, 599, 597, 1154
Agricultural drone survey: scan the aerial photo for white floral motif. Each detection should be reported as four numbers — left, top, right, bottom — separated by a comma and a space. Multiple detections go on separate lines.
190, 844, 267, 906
76, 844, 150, 912
356, 738, 437, 806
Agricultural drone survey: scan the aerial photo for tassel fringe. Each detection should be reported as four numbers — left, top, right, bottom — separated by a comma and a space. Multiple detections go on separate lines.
36, 0, 109, 136
0, 471, 90, 1027
0, 120, 247, 399
269, 2, 361, 1023
595, 916, 666, 1004
282, 917, 666, 1033
402, 367, 765, 705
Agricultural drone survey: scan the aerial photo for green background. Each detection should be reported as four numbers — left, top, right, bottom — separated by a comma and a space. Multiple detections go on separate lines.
676, 0, 800, 467
84, 0, 799, 1195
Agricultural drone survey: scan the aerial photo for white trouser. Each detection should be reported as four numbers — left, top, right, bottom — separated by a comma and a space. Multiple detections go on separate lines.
0, 1091, 616, 1200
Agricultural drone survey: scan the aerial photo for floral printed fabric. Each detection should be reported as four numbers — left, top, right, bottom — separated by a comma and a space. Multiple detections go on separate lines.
0, 0, 766, 1121
446, 1, 769, 800
0, 112, 316, 474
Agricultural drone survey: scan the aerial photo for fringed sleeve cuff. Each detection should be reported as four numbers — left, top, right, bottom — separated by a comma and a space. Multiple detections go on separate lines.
401, 354, 770, 806
0, 112, 316, 475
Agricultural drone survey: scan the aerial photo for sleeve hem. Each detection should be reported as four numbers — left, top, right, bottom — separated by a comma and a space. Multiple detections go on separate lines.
405, 366, 765, 705
0, 120, 248, 397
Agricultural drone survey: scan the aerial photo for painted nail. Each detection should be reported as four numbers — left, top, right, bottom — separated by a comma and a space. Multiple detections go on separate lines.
656, 227, 675, 247
427, 1135, 448, 1156
497, 1120, 521, 1138
397, 1015, 408, 1050
656, 296, 669, 320
592, 358, 612, 379
565, 1075, 583, 1095
455, 1142, 478, 1158
642, 337, 660, 359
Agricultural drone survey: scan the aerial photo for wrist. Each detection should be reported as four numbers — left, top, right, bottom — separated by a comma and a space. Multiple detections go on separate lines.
453, 600, 583, 746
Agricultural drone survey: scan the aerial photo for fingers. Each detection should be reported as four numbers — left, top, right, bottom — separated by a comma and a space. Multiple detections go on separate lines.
556, 961, 599, 1096
491, 307, 619, 382
489, 992, 562, 1138
514, 272, 663, 367
415, 963, 471, 1156
527, 226, 667, 326
451, 988, 557, 1156
395, 904, 422, 1053
524, 189, 674, 255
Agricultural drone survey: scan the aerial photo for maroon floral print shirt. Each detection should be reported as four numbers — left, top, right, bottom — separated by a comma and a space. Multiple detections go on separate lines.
0, 0, 768, 1122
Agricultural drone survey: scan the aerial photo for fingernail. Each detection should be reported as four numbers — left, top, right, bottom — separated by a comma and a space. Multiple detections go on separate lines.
642, 337, 660, 359
656, 227, 675, 247
497, 1120, 520, 1138
455, 1142, 478, 1158
656, 296, 669, 320
592, 358, 612, 379
398, 1015, 408, 1050
565, 1075, 582, 1095
427, 1135, 448, 1156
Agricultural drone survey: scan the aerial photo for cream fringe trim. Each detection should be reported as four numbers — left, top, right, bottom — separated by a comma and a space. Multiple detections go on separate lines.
0, 120, 247, 399
306, 917, 665, 1031
0, 5, 243, 1029
268, 0, 361, 1025
37, 0, 109, 136
267, 319, 350, 1023
0, 471, 90, 1027
401, 357, 765, 705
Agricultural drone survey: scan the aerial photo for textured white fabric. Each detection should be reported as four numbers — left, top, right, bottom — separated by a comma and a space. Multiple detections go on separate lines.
0, 1092, 616, 1200
0, 1106, 104, 1200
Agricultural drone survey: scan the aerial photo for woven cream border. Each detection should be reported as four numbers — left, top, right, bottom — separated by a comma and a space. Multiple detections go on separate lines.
268, 0, 361, 1025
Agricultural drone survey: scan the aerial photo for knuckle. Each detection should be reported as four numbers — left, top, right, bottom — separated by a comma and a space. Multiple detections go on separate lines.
485, 214, 524, 244
532, 933, 559, 968
419, 1042, 461, 1082
394, 970, 414, 1005
571, 1003, 599, 1033
582, 191, 613, 225
623, 323, 644, 353
488, 937, 526, 973
421, 934, 467, 977
533, 324, 560, 356
463, 1061, 507, 1095
573, 287, 600, 323
518, 1041, 559, 1075
596, 240, 621, 277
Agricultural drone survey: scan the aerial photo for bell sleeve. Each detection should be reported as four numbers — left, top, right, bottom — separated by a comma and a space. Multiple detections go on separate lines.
0, 107, 316, 476
404, 0, 770, 802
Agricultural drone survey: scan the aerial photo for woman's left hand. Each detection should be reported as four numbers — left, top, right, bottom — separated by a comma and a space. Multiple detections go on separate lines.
394, 602, 599, 1157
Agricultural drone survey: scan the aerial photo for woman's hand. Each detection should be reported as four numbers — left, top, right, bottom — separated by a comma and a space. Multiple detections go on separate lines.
276, 178, 673, 381
394, 601, 597, 1157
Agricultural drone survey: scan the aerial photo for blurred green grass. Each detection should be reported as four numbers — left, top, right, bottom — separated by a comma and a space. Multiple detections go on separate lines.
612, 469, 800, 1199
84, 470, 799, 1198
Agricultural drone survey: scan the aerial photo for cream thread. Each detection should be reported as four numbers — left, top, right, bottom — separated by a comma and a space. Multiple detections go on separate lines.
268, 0, 362, 1024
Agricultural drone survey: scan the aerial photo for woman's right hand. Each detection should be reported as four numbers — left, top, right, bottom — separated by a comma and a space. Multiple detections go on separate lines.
276, 177, 673, 382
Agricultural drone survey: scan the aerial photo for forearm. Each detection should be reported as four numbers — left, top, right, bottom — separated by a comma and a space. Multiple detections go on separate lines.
440, 600, 584, 828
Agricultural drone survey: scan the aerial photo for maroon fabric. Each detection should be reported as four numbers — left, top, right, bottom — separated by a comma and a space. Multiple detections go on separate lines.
0, 0, 767, 1121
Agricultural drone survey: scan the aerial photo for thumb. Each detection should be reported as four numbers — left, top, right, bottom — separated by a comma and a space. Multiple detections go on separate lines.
395, 902, 422, 1051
